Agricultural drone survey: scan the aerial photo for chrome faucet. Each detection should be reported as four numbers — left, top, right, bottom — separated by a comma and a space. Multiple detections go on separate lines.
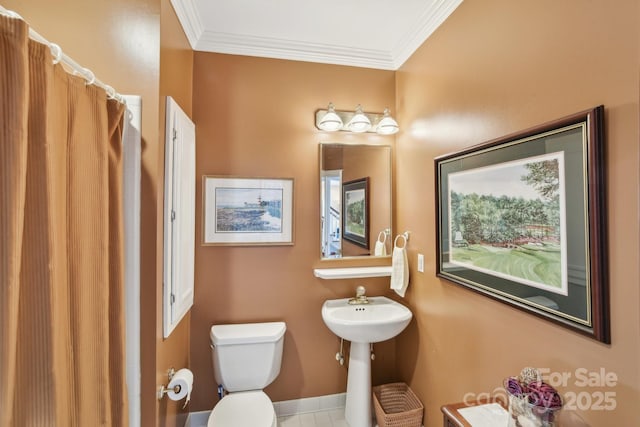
348, 285, 369, 305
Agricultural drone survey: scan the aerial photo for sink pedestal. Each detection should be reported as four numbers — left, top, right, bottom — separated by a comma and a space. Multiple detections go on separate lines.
321, 296, 413, 427
345, 342, 372, 427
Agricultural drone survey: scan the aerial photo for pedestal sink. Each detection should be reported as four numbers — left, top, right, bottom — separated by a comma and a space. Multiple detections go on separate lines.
321, 296, 412, 427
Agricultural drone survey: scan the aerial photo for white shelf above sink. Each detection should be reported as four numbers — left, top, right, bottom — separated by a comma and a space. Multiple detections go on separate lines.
313, 266, 392, 280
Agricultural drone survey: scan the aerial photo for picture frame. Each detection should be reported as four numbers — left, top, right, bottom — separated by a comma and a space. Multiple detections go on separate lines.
435, 106, 609, 343
342, 177, 369, 249
202, 176, 294, 246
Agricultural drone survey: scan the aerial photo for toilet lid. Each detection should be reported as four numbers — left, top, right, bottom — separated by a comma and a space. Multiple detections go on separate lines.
207, 391, 276, 427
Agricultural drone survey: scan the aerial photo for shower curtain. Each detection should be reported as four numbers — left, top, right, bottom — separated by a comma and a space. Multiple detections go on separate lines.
0, 15, 128, 426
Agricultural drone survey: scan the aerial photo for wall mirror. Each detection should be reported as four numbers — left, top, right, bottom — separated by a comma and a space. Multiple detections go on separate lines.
320, 143, 392, 259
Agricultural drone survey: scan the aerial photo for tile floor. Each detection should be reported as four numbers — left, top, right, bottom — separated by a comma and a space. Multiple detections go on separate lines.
187, 393, 383, 427
277, 408, 350, 427
189, 408, 365, 427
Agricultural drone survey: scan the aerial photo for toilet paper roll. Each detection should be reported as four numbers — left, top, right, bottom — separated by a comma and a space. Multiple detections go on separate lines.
167, 368, 194, 403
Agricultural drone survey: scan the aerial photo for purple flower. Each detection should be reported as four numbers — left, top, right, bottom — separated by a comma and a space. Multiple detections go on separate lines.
527, 381, 562, 409
505, 376, 525, 396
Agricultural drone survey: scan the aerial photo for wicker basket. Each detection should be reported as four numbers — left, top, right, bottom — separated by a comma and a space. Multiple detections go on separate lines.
373, 382, 424, 427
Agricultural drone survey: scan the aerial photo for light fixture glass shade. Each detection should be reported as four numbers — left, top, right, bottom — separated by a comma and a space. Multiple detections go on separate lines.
347, 104, 371, 133
376, 108, 399, 135
317, 102, 343, 131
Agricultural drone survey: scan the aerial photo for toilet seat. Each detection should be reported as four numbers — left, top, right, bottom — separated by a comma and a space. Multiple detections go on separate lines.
207, 391, 277, 427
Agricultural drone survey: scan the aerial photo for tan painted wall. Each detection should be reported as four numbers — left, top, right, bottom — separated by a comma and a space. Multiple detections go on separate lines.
190, 52, 398, 411
157, 0, 193, 426
394, 1, 640, 426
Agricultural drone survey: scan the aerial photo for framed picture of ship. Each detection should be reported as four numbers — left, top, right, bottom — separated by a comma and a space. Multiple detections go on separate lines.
202, 176, 294, 246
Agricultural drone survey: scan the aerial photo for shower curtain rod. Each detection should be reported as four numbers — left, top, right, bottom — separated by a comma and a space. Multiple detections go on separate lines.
0, 5, 125, 104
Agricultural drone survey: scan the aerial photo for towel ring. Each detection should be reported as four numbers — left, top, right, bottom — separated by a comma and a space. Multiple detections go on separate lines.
394, 234, 407, 249
377, 231, 387, 244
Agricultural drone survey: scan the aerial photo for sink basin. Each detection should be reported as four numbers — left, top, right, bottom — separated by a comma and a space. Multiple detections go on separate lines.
322, 296, 412, 343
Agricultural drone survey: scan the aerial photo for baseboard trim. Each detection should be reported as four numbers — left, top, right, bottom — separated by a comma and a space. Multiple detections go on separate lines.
273, 392, 347, 417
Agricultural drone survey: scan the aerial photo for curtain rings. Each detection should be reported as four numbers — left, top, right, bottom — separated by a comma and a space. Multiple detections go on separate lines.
49, 43, 62, 64
6, 9, 23, 19
104, 85, 116, 99
74, 67, 95, 86
104, 85, 125, 104
82, 68, 96, 86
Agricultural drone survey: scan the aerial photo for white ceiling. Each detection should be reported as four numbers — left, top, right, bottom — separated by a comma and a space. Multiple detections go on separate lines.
170, 0, 463, 70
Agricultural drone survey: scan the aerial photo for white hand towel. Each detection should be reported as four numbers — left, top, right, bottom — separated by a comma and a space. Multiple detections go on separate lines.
390, 236, 409, 297
374, 231, 387, 256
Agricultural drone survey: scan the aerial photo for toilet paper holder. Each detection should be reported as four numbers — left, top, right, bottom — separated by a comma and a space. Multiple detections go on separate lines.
157, 368, 180, 400
157, 366, 194, 409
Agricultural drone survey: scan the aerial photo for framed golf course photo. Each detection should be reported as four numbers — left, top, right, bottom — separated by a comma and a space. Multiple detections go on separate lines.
342, 177, 369, 249
435, 106, 609, 343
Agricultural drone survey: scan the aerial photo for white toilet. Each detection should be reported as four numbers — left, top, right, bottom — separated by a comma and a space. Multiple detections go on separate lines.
207, 321, 286, 427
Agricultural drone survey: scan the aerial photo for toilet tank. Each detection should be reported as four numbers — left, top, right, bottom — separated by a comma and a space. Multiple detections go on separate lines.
211, 322, 286, 392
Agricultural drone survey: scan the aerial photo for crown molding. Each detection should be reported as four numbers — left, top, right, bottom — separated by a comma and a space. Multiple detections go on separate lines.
169, 0, 203, 49
391, 0, 464, 69
195, 31, 397, 70
170, 0, 463, 70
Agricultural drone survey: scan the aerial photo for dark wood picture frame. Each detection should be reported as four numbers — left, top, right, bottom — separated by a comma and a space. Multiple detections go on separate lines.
435, 106, 609, 343
342, 177, 369, 249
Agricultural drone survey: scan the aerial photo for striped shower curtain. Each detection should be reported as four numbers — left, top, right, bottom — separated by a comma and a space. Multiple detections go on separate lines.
0, 15, 128, 426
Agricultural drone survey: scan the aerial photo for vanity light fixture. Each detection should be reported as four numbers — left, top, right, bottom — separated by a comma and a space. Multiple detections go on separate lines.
347, 104, 371, 133
376, 108, 399, 135
317, 102, 344, 131
315, 103, 399, 135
